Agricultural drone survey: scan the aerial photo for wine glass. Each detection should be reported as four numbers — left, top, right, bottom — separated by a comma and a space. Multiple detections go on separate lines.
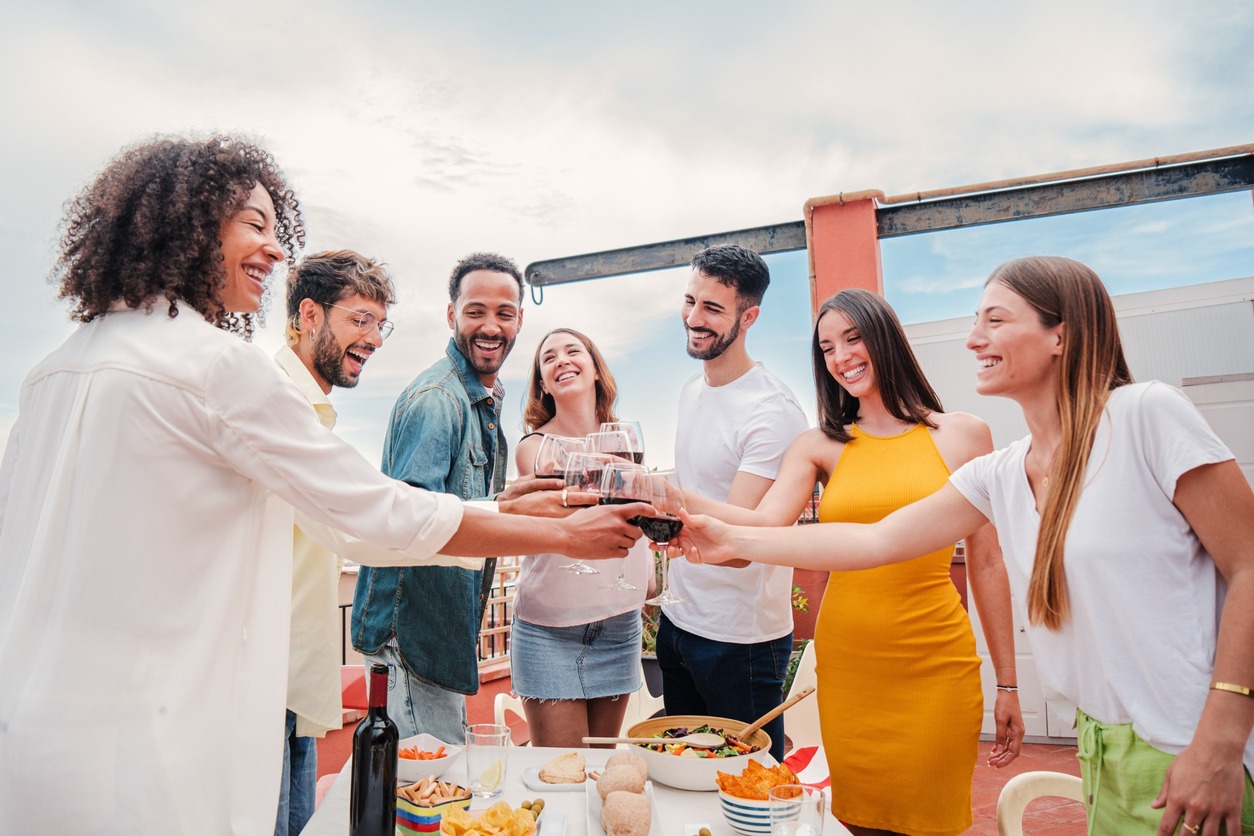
585, 430, 635, 463
559, 453, 616, 575
599, 422, 645, 465
533, 435, 585, 479
600, 461, 650, 592
643, 469, 685, 606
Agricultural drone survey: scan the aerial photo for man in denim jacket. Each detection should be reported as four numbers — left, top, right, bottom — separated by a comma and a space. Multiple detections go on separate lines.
352, 252, 531, 741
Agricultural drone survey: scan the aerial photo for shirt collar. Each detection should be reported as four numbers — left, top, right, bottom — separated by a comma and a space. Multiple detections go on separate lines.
445, 339, 504, 405
274, 345, 337, 429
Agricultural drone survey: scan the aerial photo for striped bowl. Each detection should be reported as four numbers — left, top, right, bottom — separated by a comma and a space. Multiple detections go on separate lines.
718, 790, 772, 836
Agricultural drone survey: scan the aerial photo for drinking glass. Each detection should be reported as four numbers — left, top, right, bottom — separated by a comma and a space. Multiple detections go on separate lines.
768, 784, 825, 836
599, 421, 645, 464
559, 453, 617, 574
599, 462, 650, 592
585, 430, 636, 463
533, 434, 585, 479
464, 723, 510, 799
643, 469, 685, 606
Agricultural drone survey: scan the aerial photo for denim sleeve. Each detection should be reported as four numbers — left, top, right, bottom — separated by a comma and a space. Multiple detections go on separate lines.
382, 385, 462, 492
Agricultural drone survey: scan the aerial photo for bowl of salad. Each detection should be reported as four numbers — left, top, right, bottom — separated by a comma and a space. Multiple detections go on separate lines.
624, 715, 773, 791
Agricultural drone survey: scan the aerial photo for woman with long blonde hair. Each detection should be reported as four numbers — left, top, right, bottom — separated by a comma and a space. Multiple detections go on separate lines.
679, 256, 1254, 835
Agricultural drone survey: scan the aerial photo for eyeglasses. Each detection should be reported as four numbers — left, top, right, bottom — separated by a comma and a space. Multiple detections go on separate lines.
324, 303, 394, 341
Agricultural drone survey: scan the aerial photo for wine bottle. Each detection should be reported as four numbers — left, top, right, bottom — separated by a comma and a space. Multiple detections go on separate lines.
349, 663, 399, 836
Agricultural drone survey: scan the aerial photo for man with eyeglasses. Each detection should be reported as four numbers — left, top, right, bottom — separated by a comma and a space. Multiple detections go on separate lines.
272, 249, 407, 835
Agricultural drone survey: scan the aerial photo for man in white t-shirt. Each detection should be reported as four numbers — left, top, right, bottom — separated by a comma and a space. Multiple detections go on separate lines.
660, 244, 808, 762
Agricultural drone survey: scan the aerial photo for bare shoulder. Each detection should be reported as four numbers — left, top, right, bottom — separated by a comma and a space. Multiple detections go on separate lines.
514, 429, 548, 475
928, 411, 993, 469
791, 426, 845, 481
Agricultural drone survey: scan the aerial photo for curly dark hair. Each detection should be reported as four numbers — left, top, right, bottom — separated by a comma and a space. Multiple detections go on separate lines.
53, 135, 304, 340
448, 252, 524, 303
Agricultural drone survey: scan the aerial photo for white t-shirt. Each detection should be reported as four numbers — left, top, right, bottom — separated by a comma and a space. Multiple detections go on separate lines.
666, 363, 808, 643
950, 381, 1252, 774
0, 305, 465, 835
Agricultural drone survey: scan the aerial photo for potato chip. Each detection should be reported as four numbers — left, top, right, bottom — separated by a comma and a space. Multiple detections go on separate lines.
715, 760, 800, 800
440, 802, 537, 836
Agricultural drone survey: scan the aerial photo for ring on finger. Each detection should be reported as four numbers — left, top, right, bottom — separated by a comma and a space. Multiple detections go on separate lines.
1181, 822, 1199, 834
561, 488, 568, 508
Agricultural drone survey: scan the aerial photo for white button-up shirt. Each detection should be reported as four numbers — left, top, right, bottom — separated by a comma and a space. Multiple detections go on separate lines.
0, 304, 465, 835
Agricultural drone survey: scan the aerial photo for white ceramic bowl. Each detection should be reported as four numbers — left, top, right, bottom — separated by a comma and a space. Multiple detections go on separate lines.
717, 790, 772, 836
396, 733, 463, 783
623, 715, 773, 792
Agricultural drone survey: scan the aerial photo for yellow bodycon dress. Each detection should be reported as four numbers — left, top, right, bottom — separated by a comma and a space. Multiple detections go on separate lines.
815, 424, 982, 836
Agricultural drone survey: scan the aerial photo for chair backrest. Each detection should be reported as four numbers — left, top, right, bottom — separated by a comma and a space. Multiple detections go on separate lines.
619, 656, 666, 734
492, 691, 528, 745
782, 640, 820, 752
995, 770, 1084, 836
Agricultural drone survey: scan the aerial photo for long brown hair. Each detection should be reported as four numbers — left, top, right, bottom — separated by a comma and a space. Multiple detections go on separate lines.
989, 256, 1133, 630
812, 289, 942, 442
522, 328, 619, 432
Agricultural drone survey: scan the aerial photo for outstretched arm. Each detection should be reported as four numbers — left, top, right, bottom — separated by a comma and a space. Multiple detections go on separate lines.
1152, 460, 1254, 836
684, 429, 828, 527
679, 482, 987, 571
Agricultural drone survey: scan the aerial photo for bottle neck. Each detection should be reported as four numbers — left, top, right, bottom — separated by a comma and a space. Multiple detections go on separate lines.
367, 665, 389, 713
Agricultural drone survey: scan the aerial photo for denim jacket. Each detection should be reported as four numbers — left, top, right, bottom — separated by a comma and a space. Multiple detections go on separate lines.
351, 340, 506, 694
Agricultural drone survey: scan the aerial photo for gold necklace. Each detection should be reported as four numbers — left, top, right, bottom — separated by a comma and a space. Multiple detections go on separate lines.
1030, 444, 1059, 488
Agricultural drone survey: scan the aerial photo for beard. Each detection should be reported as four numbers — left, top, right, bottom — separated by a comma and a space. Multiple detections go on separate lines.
685, 318, 740, 361
312, 328, 363, 389
454, 328, 515, 377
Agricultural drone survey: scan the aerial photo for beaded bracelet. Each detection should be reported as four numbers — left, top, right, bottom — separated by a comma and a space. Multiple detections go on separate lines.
996, 684, 1018, 693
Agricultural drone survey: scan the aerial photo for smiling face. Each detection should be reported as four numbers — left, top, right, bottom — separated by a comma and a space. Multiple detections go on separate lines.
538, 330, 598, 400
967, 280, 1064, 399
309, 293, 387, 391
448, 269, 523, 386
817, 307, 878, 398
218, 183, 284, 312
681, 269, 756, 361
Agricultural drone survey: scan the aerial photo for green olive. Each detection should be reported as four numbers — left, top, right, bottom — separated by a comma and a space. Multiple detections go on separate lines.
520, 800, 532, 810
699, 827, 712, 836
531, 800, 545, 813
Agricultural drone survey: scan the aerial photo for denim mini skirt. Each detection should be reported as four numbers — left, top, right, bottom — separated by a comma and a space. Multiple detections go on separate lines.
510, 610, 643, 700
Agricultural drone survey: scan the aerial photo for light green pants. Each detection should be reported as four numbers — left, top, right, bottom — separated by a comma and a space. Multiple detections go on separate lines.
1076, 709, 1254, 834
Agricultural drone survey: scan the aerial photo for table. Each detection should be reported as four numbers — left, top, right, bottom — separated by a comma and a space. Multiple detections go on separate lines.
302, 746, 852, 836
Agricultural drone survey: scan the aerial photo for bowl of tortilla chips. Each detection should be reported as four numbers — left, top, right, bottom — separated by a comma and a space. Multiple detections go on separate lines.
716, 761, 802, 835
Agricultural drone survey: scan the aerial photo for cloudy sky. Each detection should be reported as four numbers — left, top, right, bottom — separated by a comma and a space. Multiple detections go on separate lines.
3, 0, 1252, 470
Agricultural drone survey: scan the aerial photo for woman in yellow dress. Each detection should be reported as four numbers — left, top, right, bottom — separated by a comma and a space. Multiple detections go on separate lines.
685, 289, 1023, 836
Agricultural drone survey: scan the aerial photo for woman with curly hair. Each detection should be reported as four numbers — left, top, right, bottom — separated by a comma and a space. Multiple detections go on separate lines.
0, 136, 645, 834
681, 257, 1254, 835
510, 328, 652, 747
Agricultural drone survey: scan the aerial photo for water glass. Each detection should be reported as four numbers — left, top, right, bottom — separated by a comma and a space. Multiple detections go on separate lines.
464, 723, 510, 798
768, 784, 825, 836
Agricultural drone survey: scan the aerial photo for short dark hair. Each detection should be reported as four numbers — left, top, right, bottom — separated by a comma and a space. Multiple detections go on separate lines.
448, 252, 524, 303
286, 250, 397, 336
690, 245, 770, 309
53, 135, 303, 341
812, 289, 942, 443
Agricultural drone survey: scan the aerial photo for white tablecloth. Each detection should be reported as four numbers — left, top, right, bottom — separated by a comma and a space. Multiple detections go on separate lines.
302, 746, 851, 836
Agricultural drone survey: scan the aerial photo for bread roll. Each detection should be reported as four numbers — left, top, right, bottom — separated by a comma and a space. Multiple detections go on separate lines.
601, 790, 651, 836
605, 751, 648, 783
596, 765, 645, 801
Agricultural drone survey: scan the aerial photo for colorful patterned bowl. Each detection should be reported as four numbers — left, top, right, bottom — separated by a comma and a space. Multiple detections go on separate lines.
396, 784, 473, 835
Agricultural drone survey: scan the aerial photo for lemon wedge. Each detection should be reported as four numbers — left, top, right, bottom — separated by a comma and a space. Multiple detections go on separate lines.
478, 759, 503, 789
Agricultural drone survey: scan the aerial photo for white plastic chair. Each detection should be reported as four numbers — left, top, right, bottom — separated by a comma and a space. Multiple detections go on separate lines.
782, 640, 821, 751
995, 770, 1084, 836
493, 691, 528, 745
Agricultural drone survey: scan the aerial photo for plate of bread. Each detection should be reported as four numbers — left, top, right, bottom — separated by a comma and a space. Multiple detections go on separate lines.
586, 752, 658, 836
523, 751, 591, 792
